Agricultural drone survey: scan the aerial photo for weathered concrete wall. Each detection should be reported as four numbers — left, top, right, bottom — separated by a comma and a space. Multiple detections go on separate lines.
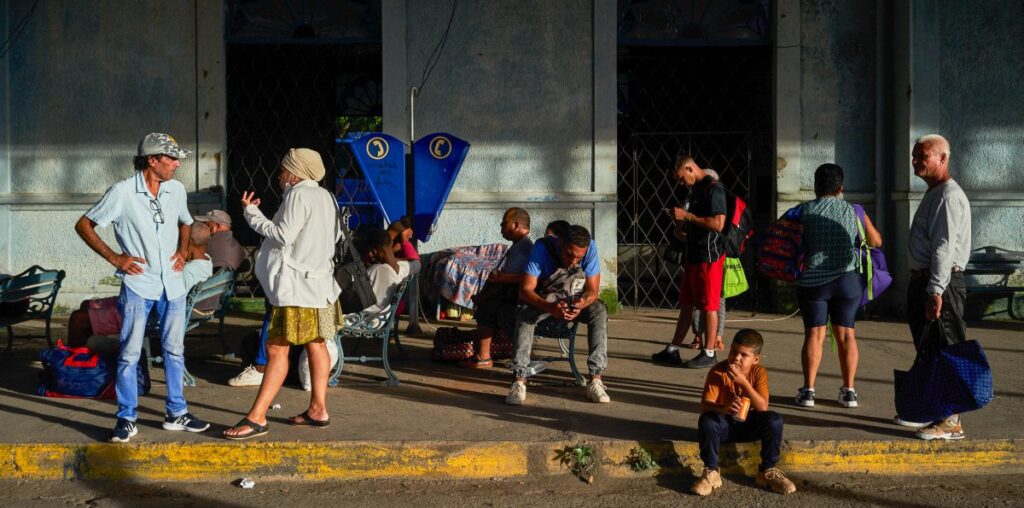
0, 1, 226, 307
937, 2, 1024, 249
391, 0, 618, 296
799, 0, 877, 195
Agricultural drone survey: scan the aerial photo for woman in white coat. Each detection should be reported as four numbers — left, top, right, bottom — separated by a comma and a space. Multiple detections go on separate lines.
224, 148, 342, 440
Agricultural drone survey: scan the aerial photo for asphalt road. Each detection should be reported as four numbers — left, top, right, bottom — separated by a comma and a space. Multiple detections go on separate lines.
2, 473, 1022, 507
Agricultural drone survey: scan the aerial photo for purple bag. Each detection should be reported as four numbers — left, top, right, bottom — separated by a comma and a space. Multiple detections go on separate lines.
852, 205, 893, 305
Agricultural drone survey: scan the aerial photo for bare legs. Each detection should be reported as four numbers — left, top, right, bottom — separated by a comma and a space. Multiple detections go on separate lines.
801, 324, 858, 390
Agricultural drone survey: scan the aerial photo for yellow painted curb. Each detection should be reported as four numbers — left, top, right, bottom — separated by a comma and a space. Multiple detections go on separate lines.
0, 442, 528, 481
1, 439, 1020, 481
601, 439, 1024, 477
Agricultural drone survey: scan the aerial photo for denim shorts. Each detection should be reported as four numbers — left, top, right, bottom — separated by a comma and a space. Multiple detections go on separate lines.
796, 271, 861, 328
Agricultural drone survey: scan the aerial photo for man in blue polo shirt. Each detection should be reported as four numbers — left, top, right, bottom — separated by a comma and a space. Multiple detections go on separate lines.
75, 133, 210, 443
505, 225, 610, 405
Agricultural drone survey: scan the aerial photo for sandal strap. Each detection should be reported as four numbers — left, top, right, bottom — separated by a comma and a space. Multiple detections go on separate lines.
235, 417, 268, 433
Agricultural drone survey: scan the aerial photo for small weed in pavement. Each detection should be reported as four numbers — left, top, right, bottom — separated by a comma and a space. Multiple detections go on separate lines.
555, 444, 595, 484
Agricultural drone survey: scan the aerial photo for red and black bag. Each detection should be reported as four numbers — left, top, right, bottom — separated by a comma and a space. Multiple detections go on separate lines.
37, 339, 150, 399
719, 185, 754, 258
431, 327, 514, 362
756, 205, 805, 282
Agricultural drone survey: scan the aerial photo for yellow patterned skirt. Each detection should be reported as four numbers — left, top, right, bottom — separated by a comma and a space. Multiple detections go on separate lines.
267, 302, 342, 346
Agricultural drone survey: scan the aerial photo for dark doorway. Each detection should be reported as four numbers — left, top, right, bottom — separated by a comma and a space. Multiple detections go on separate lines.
616, 1, 774, 311
224, 1, 382, 296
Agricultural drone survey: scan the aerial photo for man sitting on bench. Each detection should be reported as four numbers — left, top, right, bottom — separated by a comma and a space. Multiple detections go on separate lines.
505, 225, 610, 405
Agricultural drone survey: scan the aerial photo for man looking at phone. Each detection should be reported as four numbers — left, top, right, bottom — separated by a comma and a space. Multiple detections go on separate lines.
505, 225, 610, 405
651, 153, 727, 369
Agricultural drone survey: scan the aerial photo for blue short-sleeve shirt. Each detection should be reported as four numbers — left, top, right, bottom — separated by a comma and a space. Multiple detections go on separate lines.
86, 172, 194, 300
524, 238, 600, 280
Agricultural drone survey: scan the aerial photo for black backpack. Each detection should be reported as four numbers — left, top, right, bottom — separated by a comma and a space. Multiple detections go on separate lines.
333, 208, 376, 313
717, 183, 754, 258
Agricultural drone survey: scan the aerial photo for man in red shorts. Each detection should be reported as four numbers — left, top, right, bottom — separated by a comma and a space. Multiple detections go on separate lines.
651, 154, 727, 369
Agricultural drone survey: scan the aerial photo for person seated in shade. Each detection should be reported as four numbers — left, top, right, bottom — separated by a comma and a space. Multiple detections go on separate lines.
505, 225, 610, 406
358, 226, 421, 314
460, 207, 533, 368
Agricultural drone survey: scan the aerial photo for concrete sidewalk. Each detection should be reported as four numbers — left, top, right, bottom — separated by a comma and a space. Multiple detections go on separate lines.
1, 309, 1021, 481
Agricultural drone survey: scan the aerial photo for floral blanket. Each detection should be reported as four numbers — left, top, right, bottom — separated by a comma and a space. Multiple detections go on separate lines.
422, 243, 509, 309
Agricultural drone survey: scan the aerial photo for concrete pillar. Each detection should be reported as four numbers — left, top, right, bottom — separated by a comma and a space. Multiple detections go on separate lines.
774, 0, 801, 216
593, 0, 618, 305
889, 0, 940, 313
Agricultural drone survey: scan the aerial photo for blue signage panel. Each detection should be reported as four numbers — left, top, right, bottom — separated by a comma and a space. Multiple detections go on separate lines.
344, 133, 407, 224
412, 133, 470, 242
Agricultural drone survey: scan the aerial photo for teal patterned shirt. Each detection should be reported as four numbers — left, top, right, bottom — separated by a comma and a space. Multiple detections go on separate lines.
796, 196, 859, 287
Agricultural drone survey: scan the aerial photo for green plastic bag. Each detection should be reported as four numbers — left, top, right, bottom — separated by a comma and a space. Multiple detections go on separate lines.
722, 257, 749, 298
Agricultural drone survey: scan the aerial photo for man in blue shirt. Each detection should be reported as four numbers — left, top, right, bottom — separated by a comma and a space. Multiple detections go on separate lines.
75, 133, 211, 443
505, 225, 610, 405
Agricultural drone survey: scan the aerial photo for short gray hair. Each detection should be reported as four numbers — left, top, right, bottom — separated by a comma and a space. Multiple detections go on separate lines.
915, 134, 951, 157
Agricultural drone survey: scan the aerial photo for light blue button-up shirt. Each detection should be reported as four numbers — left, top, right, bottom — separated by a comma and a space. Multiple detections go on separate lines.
86, 171, 194, 300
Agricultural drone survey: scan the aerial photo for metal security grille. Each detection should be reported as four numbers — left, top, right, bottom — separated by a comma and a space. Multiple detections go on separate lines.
225, 2, 382, 297
617, 44, 773, 310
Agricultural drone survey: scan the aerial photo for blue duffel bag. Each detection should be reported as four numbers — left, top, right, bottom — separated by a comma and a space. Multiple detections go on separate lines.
38, 339, 150, 399
894, 325, 993, 423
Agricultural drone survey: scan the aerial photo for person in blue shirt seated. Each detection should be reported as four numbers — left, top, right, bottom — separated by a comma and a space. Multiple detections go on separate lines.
505, 225, 610, 405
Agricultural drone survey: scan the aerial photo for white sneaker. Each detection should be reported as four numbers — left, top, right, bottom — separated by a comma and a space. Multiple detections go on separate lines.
587, 379, 611, 403
505, 382, 527, 405
893, 415, 928, 427
228, 365, 264, 387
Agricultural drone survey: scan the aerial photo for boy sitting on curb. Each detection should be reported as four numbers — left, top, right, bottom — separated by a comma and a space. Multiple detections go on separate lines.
692, 328, 796, 496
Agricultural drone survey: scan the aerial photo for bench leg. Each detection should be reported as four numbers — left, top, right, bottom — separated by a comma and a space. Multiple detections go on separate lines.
566, 333, 585, 387
44, 317, 54, 348
183, 366, 197, 387
3, 326, 12, 356
329, 335, 345, 387
381, 328, 399, 387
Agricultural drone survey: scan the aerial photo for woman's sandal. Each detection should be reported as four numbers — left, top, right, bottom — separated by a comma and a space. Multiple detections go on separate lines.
288, 410, 330, 428
223, 418, 269, 440
685, 336, 704, 349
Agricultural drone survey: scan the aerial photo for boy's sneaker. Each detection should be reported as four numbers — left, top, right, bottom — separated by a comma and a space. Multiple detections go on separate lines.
651, 348, 683, 365
893, 415, 928, 428
228, 365, 264, 387
916, 416, 965, 440
838, 387, 858, 408
795, 387, 815, 407
682, 351, 717, 369
690, 468, 722, 496
505, 382, 527, 405
163, 412, 211, 433
755, 467, 796, 495
109, 418, 138, 443
587, 379, 611, 403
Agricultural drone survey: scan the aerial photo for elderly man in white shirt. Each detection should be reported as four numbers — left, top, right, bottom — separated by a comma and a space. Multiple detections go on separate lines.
224, 148, 342, 440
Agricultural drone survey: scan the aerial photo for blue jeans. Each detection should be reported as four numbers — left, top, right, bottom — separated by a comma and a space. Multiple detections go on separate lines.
698, 410, 783, 471
116, 285, 188, 421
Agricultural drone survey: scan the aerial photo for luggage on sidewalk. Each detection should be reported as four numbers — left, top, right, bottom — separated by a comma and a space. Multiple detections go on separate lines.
38, 339, 150, 399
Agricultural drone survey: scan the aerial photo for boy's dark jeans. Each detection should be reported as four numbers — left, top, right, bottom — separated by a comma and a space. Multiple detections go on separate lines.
698, 410, 783, 471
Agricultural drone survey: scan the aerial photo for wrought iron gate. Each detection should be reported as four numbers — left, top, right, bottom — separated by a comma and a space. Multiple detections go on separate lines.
617, 45, 773, 310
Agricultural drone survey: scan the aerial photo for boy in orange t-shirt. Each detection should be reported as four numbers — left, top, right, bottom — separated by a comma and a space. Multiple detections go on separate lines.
692, 329, 796, 496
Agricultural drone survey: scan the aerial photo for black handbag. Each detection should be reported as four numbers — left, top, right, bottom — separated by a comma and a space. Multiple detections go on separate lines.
333, 212, 377, 312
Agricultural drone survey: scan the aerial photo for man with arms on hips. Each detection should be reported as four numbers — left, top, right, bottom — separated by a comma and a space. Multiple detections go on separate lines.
505, 225, 610, 405
75, 133, 210, 443
901, 134, 973, 440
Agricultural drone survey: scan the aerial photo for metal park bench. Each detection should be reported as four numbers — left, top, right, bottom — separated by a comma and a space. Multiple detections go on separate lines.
143, 268, 238, 386
0, 265, 66, 356
965, 246, 1024, 320
528, 317, 584, 386
329, 278, 410, 387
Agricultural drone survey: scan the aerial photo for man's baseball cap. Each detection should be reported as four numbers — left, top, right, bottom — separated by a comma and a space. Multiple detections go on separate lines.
137, 133, 191, 159
194, 209, 231, 227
